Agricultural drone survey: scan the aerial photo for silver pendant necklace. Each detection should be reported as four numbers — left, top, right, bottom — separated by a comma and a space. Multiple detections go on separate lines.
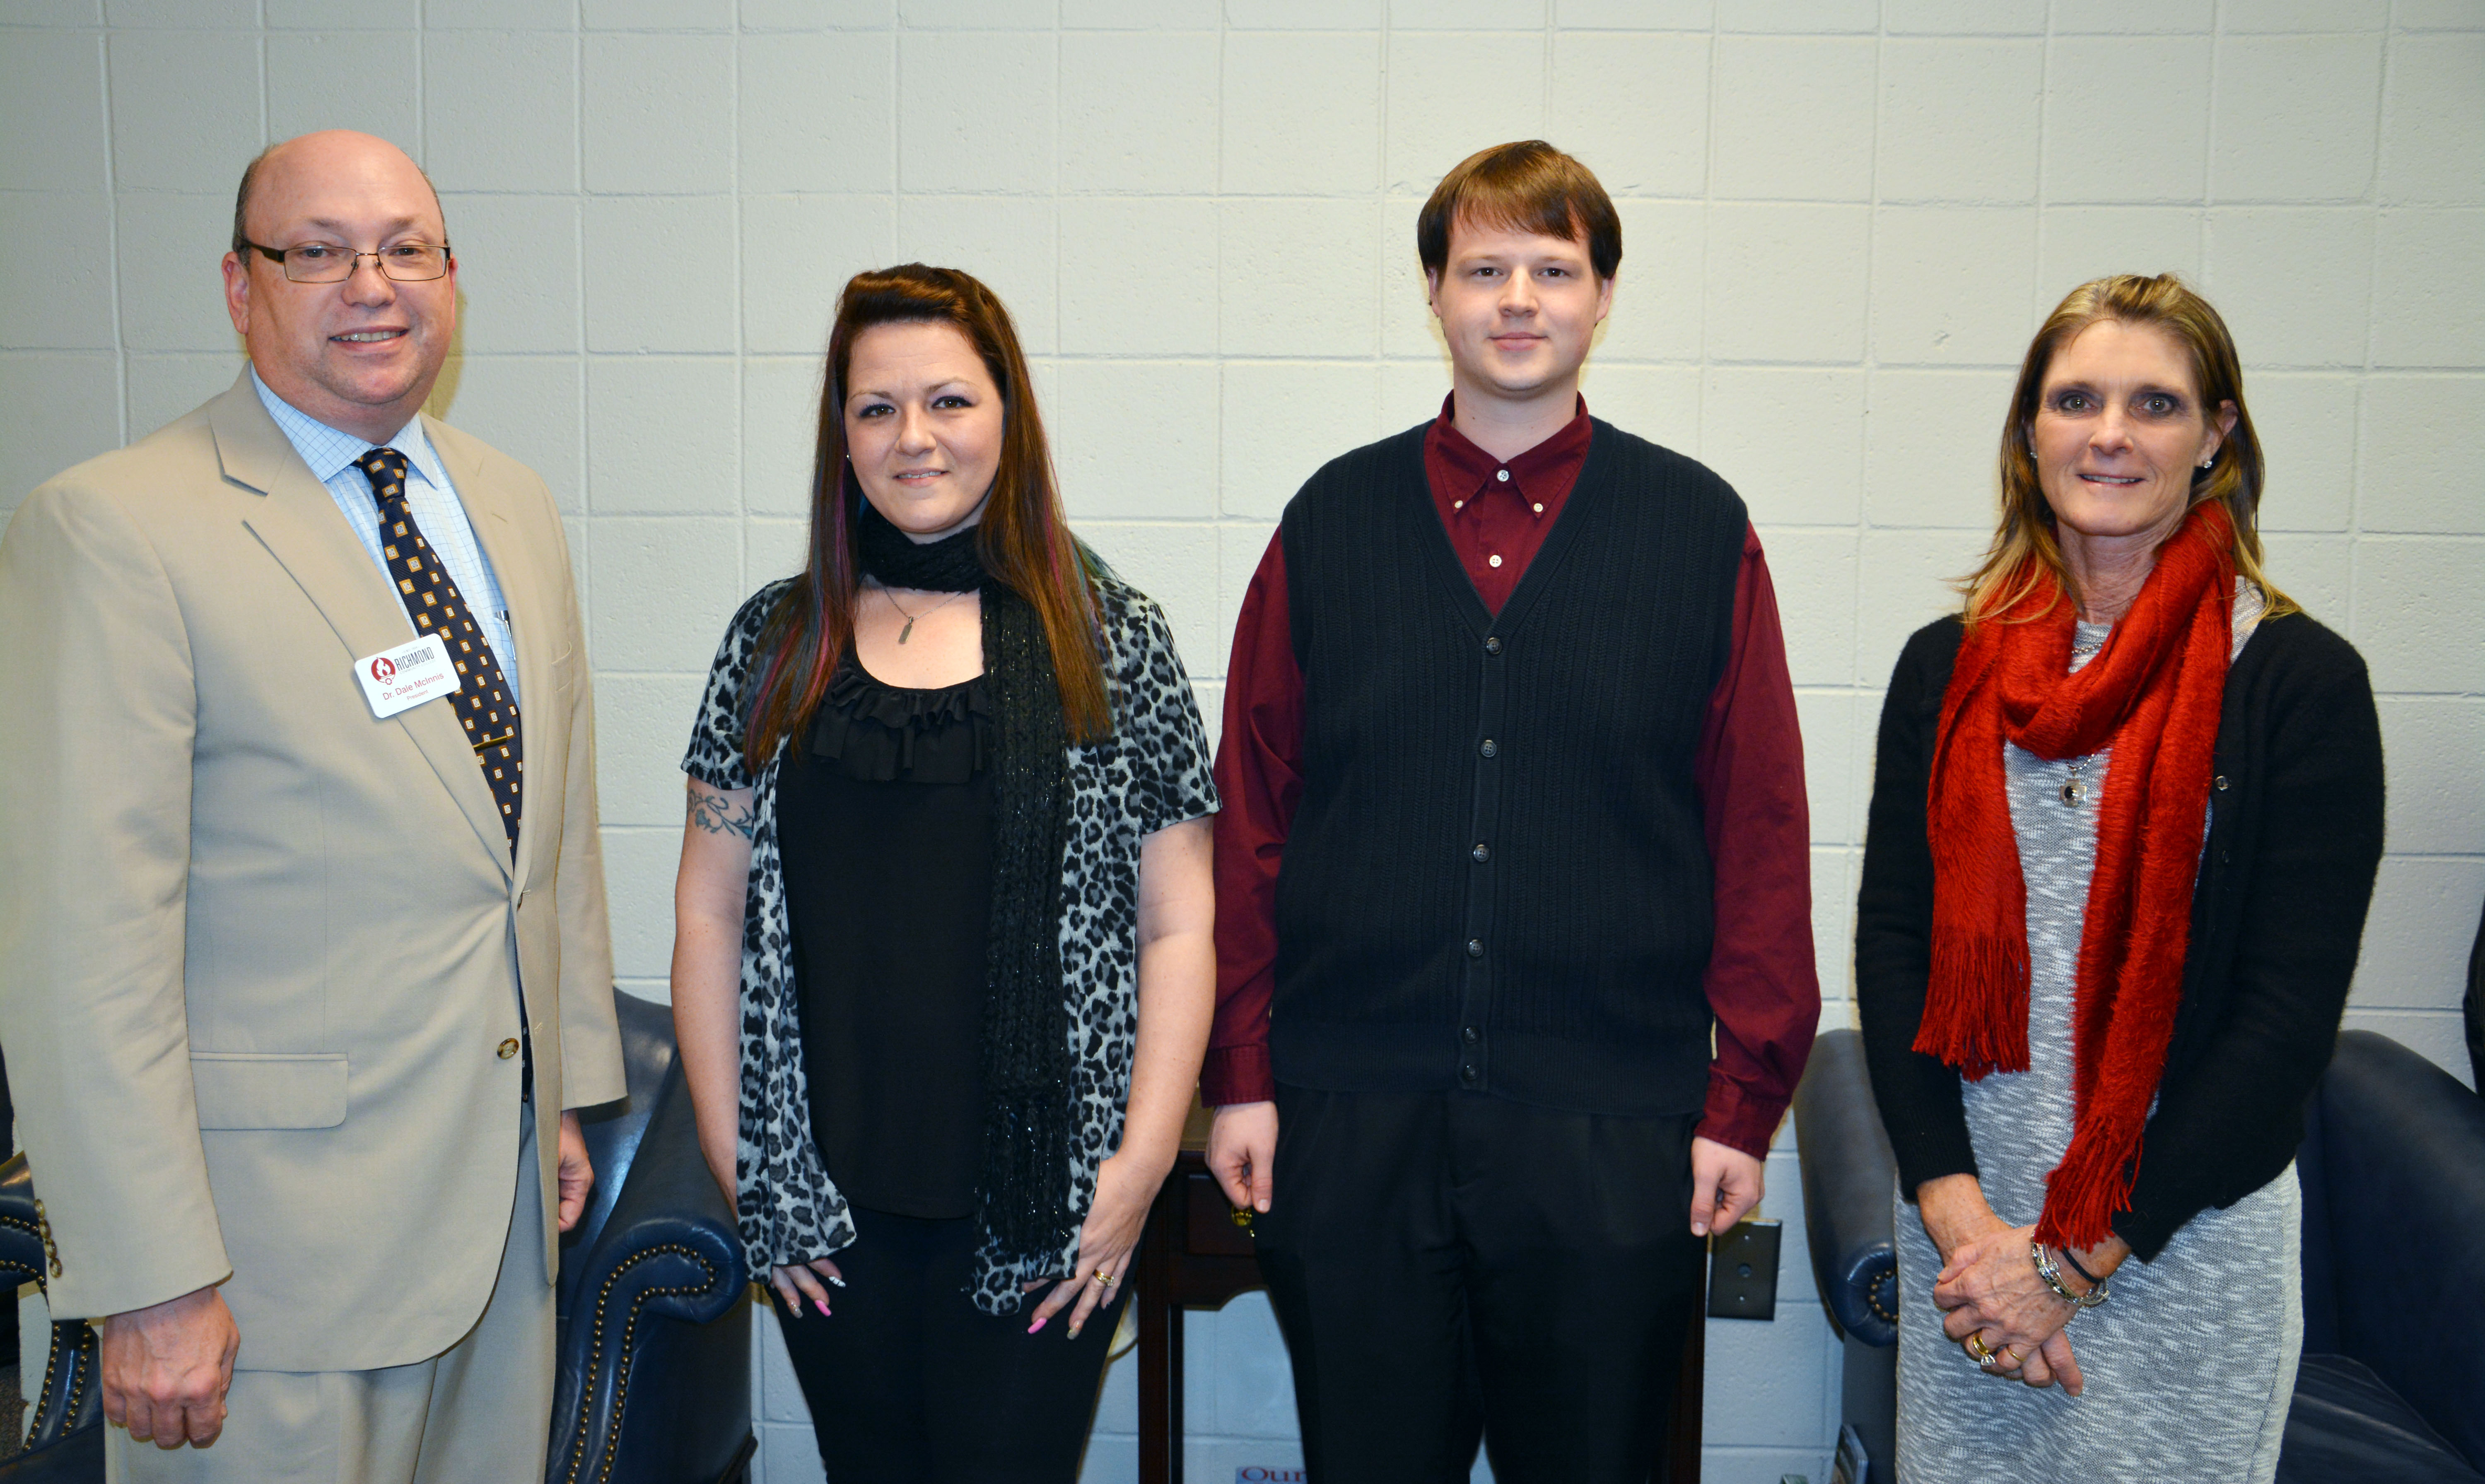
2063, 634, 2104, 804
879, 584, 969, 644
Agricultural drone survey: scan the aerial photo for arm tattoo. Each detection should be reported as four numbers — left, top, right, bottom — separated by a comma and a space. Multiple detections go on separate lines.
688, 787, 757, 839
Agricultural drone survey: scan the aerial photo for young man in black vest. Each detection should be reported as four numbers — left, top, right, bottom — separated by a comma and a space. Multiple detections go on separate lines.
1203, 141, 1822, 1479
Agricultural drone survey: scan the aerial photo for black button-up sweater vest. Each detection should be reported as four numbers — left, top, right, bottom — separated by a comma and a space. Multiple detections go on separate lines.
1272, 419, 1749, 1116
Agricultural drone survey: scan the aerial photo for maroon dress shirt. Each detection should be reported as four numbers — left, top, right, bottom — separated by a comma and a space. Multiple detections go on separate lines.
1206, 396, 1819, 1158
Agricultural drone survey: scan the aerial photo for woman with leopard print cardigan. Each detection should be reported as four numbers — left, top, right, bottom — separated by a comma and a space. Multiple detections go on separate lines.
670, 265, 1218, 1480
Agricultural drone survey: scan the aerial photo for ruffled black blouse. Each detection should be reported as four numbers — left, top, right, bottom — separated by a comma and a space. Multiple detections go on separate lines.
774, 653, 995, 1219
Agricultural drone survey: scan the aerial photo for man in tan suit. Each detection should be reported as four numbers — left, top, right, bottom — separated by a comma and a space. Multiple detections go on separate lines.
0, 130, 624, 1482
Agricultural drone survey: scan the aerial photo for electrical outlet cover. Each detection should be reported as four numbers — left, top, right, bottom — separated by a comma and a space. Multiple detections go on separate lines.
1706, 1218, 1782, 1321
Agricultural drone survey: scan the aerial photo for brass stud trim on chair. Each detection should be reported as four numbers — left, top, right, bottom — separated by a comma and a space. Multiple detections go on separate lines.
1866, 1267, 1899, 1325
559, 1242, 722, 1484
31, 1199, 61, 1277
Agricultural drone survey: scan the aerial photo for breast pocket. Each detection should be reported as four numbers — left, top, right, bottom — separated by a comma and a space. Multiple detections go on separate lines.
189, 1052, 349, 1130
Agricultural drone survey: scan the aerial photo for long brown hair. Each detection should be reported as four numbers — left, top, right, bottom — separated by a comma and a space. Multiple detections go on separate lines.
743, 265, 1109, 763
1961, 273, 2294, 626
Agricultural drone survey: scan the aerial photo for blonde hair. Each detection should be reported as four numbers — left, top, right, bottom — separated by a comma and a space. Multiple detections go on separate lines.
1960, 273, 2296, 626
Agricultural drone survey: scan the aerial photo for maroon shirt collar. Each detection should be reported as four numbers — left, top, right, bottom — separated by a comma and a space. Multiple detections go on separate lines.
1427, 392, 1593, 500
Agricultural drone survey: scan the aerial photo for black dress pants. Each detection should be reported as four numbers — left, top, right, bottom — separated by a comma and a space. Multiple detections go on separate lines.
1254, 1086, 1708, 1484
770, 1207, 1122, 1483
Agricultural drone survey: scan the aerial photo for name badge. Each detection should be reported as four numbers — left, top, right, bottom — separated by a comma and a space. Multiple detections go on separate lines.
353, 635, 463, 719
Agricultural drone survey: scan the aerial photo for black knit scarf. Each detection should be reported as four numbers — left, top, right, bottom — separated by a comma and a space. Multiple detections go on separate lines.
854, 498, 1077, 1277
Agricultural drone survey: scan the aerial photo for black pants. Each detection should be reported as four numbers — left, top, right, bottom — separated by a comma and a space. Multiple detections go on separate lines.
1254, 1086, 1708, 1484
770, 1207, 1123, 1483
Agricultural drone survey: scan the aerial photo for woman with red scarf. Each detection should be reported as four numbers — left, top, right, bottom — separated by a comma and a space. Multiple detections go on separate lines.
1856, 274, 2384, 1482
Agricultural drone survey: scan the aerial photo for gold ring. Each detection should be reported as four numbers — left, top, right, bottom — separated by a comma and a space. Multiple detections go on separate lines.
1963, 1334, 1993, 1363
1093, 1271, 1117, 1286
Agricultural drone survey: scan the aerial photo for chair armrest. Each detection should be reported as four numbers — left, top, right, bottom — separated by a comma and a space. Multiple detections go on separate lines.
2311, 1030, 2485, 1472
1792, 1030, 1901, 1347
548, 1070, 750, 1484
0, 1154, 47, 1290
0, 1154, 102, 1455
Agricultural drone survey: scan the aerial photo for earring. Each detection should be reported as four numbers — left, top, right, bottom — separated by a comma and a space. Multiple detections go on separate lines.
2198, 457, 2215, 469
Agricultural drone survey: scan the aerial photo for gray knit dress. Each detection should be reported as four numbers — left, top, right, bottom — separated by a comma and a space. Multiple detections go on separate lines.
1893, 586, 2300, 1484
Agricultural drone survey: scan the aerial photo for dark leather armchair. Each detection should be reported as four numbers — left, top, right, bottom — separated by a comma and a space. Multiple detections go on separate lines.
0, 990, 751, 1484
0, 1155, 102, 1482
548, 990, 753, 1484
1794, 1026, 2485, 1484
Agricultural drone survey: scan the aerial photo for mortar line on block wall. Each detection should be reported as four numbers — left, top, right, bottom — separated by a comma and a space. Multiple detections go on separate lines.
2345, 3, 2403, 643
1210, 4, 1229, 557
1049, 8, 1062, 407
570, 10, 589, 624
731, 0, 746, 593
1849, 16, 1884, 708
1692, 5, 1718, 466
98, 28, 128, 448
2206, 0, 2226, 211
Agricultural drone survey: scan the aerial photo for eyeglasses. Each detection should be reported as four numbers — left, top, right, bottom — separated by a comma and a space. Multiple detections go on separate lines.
241, 240, 453, 284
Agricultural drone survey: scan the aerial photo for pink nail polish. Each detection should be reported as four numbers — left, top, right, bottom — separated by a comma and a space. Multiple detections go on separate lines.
1028, 1316, 1047, 1334
815, 1299, 831, 1317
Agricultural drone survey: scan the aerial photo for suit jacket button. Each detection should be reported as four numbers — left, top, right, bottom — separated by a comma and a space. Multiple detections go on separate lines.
497, 1038, 521, 1060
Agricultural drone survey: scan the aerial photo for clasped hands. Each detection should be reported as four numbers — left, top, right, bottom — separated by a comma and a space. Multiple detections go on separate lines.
1918, 1174, 2117, 1397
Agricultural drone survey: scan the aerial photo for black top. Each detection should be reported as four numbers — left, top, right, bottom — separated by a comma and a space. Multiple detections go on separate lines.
776, 654, 994, 1219
1855, 611, 2385, 1260
1269, 419, 1749, 1115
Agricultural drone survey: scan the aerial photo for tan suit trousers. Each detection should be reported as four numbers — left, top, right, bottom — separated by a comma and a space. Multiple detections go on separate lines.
106, 1112, 554, 1484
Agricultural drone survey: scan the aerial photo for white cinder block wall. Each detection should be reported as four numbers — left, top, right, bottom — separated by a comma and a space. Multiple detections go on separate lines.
3, 1, 2479, 1480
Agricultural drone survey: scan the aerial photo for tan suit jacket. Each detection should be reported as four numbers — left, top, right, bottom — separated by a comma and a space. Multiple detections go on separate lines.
0, 371, 624, 1372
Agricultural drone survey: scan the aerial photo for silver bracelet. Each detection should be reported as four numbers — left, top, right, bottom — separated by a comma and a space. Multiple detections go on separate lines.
2032, 1242, 2109, 1309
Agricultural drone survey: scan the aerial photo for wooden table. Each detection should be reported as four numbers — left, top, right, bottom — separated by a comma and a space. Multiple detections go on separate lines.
1131, 1107, 1702, 1483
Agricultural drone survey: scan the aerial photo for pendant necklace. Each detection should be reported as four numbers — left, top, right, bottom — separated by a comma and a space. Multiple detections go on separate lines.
879, 584, 969, 644
2061, 636, 2105, 806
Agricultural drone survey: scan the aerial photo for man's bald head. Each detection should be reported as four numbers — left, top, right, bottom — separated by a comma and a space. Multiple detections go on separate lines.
231, 131, 446, 256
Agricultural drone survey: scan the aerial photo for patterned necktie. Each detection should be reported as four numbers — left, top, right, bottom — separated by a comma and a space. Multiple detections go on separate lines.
356, 447, 524, 851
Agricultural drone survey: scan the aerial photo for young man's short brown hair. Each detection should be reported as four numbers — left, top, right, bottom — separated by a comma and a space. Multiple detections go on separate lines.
1416, 140, 1622, 283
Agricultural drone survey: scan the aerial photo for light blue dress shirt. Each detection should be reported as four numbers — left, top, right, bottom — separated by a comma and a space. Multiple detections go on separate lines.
252, 368, 521, 705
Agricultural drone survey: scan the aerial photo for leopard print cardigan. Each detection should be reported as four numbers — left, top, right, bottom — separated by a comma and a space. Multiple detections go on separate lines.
683, 571, 1218, 1314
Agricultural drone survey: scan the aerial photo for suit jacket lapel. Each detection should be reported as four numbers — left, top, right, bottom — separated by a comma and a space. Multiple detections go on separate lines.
424, 414, 549, 888
215, 374, 515, 882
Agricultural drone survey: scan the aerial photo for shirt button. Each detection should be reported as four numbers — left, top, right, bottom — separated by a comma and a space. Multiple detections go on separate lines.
1487, 554, 1503, 568
1460, 1063, 1481, 1084
1479, 738, 1498, 758
1472, 843, 1490, 863
1462, 1025, 1481, 1046
1466, 938, 1485, 959
497, 1038, 521, 1060
1532, 503, 1544, 514
2214, 775, 2229, 790
1496, 469, 1510, 482
1484, 636, 1503, 655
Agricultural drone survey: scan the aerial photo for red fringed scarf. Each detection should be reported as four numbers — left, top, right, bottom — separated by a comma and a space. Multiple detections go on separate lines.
1919, 501, 2236, 1250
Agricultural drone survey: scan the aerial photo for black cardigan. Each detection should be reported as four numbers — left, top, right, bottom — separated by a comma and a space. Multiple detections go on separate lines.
1855, 610, 2384, 1260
